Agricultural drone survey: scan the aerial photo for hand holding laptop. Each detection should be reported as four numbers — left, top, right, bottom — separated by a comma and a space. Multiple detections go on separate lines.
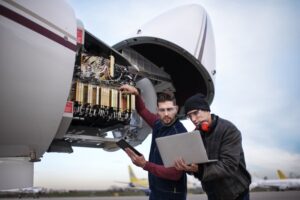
155, 130, 217, 167
174, 157, 199, 172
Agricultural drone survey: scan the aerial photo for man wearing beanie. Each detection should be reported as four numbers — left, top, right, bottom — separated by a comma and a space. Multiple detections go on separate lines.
174, 93, 251, 200
119, 84, 187, 200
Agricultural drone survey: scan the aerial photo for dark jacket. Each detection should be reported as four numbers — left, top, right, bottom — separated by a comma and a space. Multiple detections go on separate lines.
149, 119, 187, 200
193, 114, 251, 200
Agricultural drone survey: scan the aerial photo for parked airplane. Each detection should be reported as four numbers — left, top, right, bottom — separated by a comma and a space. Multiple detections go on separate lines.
120, 165, 203, 195
187, 177, 203, 192
128, 165, 149, 189
250, 170, 300, 191
0, 0, 216, 189
116, 166, 150, 195
277, 169, 287, 179
0, 186, 45, 198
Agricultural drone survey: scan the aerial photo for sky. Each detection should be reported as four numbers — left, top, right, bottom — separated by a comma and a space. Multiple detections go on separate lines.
34, 0, 300, 190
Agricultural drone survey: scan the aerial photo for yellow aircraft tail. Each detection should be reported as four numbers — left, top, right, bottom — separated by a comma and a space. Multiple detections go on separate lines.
128, 165, 138, 183
277, 169, 287, 179
128, 165, 148, 188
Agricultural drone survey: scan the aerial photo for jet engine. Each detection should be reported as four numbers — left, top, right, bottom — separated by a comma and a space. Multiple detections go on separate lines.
1, 1, 215, 160
0, 1, 216, 190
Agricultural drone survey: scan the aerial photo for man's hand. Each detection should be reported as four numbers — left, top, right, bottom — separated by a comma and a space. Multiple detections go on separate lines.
119, 84, 139, 95
125, 148, 147, 168
174, 158, 199, 172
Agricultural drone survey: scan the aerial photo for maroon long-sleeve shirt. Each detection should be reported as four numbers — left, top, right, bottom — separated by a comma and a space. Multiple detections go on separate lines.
135, 95, 183, 181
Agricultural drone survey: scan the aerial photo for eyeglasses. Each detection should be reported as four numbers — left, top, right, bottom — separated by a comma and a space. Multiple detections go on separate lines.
187, 110, 202, 119
158, 107, 176, 113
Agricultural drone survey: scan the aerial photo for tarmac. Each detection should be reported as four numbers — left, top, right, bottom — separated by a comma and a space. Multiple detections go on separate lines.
2, 191, 300, 200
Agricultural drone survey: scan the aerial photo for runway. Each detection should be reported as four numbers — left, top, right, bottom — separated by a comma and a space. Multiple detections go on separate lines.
3, 191, 300, 200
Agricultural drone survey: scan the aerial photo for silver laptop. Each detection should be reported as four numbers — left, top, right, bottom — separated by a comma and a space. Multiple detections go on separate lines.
156, 130, 217, 167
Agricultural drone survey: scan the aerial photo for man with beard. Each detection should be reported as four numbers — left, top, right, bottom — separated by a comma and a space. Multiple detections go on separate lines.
119, 84, 187, 200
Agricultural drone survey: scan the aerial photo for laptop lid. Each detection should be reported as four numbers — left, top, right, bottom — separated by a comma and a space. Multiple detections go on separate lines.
155, 130, 217, 167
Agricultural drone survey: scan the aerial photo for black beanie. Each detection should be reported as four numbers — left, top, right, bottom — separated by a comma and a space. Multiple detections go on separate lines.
184, 93, 210, 114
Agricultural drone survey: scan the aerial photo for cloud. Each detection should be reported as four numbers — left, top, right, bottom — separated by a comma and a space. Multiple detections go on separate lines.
245, 143, 300, 178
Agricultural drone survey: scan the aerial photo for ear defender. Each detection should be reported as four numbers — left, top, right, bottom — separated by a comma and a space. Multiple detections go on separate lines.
200, 121, 210, 132
200, 115, 217, 133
